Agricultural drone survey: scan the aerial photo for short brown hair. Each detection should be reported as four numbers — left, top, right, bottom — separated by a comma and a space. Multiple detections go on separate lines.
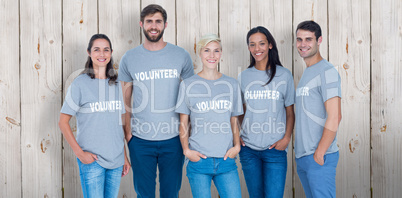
141, 4, 167, 23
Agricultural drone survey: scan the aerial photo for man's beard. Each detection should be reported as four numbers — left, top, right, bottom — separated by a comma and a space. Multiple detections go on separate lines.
143, 28, 165, 42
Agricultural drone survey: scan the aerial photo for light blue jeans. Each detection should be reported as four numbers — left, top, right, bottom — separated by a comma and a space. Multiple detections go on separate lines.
186, 157, 241, 198
296, 151, 339, 198
77, 159, 123, 198
239, 146, 287, 198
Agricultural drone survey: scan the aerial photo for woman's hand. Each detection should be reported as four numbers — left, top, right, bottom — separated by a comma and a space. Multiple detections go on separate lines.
184, 149, 206, 162
122, 156, 131, 177
224, 145, 240, 160
77, 151, 98, 164
269, 136, 290, 151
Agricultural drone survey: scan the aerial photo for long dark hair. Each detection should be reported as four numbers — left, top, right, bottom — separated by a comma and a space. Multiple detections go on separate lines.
82, 34, 117, 85
246, 26, 282, 85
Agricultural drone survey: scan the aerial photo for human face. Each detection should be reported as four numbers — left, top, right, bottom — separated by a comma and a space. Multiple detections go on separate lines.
140, 12, 166, 42
88, 39, 112, 69
248, 32, 272, 64
296, 29, 322, 59
200, 41, 222, 70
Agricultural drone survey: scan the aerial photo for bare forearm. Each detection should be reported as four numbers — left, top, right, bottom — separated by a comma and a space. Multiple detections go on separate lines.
315, 127, 337, 155
179, 114, 191, 154
59, 118, 83, 156
231, 116, 241, 148
284, 105, 295, 139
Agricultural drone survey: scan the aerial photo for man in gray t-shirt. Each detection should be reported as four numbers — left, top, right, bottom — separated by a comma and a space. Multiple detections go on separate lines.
118, 4, 194, 198
295, 21, 342, 198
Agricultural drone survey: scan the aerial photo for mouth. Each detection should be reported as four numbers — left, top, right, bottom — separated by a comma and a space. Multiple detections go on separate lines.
299, 48, 309, 52
207, 59, 217, 63
255, 52, 263, 56
97, 59, 106, 62
149, 30, 159, 35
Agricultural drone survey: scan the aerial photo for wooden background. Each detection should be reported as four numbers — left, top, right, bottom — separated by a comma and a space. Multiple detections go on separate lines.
0, 0, 401, 197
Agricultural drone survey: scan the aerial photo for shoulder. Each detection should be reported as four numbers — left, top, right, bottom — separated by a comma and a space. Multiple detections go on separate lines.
72, 74, 90, 85
122, 45, 143, 57
167, 43, 190, 55
275, 65, 293, 78
222, 74, 240, 86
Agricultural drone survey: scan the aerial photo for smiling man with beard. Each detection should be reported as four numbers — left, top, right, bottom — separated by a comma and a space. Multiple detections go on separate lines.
118, 4, 194, 198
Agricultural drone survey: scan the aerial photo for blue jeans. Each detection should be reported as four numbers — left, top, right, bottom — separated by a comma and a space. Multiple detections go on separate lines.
186, 157, 241, 198
77, 159, 123, 198
296, 151, 339, 198
239, 146, 287, 198
128, 135, 184, 198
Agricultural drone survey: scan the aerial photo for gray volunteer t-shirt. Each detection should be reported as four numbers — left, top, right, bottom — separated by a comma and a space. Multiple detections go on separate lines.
118, 43, 194, 141
61, 74, 125, 169
175, 74, 244, 158
238, 66, 295, 151
295, 59, 341, 159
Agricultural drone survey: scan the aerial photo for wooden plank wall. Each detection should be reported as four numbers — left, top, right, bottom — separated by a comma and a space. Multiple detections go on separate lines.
1, 0, 401, 197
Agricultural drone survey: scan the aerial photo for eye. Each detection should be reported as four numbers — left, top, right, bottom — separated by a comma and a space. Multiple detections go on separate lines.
249, 44, 255, 47
260, 43, 265, 46
296, 38, 302, 42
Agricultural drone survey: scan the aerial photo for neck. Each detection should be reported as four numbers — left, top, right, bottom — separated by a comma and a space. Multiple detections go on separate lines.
304, 52, 323, 67
198, 67, 221, 80
93, 67, 107, 79
255, 59, 269, 71
143, 39, 167, 51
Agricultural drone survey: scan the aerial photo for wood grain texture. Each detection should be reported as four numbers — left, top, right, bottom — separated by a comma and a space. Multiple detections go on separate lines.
176, 0, 218, 197
371, 0, 402, 197
20, 0, 63, 197
98, 0, 141, 197
141, 0, 176, 45
293, 0, 328, 197
0, 0, 21, 197
328, 0, 371, 197
250, 0, 294, 197
62, 0, 98, 197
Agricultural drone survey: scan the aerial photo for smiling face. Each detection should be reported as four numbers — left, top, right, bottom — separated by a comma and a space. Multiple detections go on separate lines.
88, 38, 112, 69
296, 29, 322, 59
248, 32, 272, 64
200, 41, 222, 70
140, 12, 166, 42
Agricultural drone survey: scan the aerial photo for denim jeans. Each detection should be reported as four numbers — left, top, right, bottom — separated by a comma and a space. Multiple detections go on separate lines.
186, 157, 242, 198
239, 146, 287, 198
296, 151, 339, 198
77, 159, 123, 198
128, 135, 184, 198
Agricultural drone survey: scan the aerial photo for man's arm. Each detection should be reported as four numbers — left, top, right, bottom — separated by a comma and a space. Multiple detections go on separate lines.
314, 96, 342, 165
121, 81, 133, 142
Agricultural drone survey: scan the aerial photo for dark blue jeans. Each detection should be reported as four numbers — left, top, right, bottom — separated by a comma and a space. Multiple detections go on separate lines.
186, 157, 241, 198
239, 146, 287, 198
127, 135, 184, 198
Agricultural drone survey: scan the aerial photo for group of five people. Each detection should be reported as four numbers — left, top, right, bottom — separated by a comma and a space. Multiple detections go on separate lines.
59, 4, 342, 198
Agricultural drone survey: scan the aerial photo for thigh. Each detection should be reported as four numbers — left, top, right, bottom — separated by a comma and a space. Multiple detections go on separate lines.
157, 136, 184, 198
239, 146, 263, 197
262, 148, 287, 198
213, 169, 242, 198
306, 152, 339, 198
296, 156, 314, 198
187, 171, 213, 198
77, 159, 105, 198
128, 136, 158, 198
104, 166, 123, 198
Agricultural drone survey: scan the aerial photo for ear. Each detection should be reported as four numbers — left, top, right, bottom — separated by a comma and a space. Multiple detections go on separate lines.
139, 21, 143, 28
317, 36, 323, 46
164, 21, 168, 29
269, 43, 273, 50
87, 50, 91, 56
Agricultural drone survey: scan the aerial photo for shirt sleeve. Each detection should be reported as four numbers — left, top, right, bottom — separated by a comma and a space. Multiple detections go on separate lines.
231, 81, 244, 117
284, 72, 295, 107
117, 53, 133, 82
180, 50, 195, 80
321, 67, 342, 102
61, 83, 81, 116
175, 81, 191, 115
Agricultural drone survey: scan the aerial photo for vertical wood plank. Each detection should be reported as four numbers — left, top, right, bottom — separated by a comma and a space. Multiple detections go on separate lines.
250, 1, 293, 197
219, 0, 250, 197
176, 1, 219, 196
141, 0, 176, 45
98, 0, 141, 197
328, 0, 371, 197
371, 0, 402, 197
20, 0, 63, 197
0, 0, 21, 197
62, 0, 98, 197
293, 1, 328, 197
